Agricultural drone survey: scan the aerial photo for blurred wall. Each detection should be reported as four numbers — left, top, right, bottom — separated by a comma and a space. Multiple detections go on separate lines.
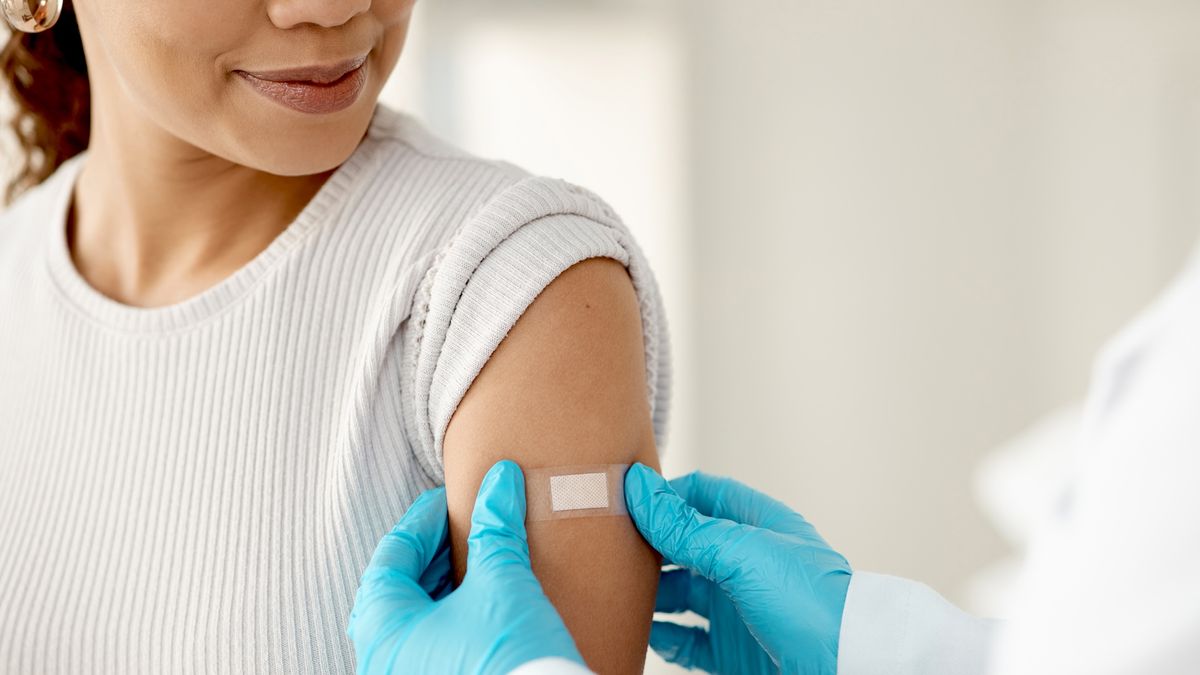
683, 0, 1200, 613
683, 0, 1036, 606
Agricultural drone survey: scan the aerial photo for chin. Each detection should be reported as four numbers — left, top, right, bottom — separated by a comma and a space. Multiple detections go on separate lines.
225, 104, 375, 176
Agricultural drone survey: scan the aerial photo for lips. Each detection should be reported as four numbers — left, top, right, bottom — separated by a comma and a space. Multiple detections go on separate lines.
235, 54, 370, 115
238, 53, 368, 85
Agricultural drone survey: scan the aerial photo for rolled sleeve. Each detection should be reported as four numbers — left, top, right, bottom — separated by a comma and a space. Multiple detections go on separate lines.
400, 175, 672, 483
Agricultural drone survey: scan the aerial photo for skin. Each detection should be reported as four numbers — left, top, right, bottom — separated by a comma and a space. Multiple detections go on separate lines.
444, 256, 663, 674
67, 0, 415, 306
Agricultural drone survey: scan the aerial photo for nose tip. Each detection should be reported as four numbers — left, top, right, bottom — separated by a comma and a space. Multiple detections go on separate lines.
266, 0, 370, 30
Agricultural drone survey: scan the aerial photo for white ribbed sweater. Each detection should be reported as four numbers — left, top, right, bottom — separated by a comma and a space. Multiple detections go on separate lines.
0, 103, 671, 674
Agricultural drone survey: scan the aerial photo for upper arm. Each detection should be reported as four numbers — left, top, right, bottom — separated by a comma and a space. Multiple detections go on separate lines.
443, 256, 662, 675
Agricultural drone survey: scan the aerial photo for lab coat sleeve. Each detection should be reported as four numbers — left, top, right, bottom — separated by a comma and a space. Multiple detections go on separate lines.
507, 657, 596, 675
837, 571, 999, 675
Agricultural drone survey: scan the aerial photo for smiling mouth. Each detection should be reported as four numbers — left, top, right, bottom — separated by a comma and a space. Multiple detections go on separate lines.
234, 56, 370, 115
236, 53, 369, 85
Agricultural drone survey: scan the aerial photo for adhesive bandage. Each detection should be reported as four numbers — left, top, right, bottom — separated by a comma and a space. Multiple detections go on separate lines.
524, 463, 631, 522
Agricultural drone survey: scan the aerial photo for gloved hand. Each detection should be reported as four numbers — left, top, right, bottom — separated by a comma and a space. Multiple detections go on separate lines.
624, 463, 853, 675
347, 460, 585, 675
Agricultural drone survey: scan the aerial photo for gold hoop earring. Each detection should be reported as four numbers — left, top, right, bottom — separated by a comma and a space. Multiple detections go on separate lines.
3, 0, 61, 33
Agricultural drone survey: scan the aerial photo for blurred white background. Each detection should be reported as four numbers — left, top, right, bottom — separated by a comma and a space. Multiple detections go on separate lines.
383, 0, 1200, 670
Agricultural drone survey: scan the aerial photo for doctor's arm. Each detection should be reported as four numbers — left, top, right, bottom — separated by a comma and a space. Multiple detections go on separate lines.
623, 468, 998, 675
835, 572, 999, 675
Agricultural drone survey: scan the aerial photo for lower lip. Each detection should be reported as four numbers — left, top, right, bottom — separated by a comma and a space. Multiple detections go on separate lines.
236, 60, 368, 115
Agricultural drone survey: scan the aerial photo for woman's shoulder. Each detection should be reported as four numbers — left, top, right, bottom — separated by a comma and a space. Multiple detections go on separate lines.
349, 105, 532, 257
0, 155, 81, 259
362, 103, 531, 203
356, 104, 639, 285
365, 104, 519, 169
381, 122, 672, 481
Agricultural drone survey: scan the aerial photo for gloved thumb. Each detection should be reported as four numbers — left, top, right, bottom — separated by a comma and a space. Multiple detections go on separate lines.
348, 486, 447, 656
465, 460, 534, 579
625, 462, 751, 586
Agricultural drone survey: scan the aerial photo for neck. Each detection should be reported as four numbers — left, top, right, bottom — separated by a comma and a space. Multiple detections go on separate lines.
67, 104, 335, 309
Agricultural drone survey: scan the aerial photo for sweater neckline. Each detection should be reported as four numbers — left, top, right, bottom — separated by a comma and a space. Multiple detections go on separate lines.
43, 104, 393, 335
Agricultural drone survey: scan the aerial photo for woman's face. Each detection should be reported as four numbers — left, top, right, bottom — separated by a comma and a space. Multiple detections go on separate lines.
73, 0, 417, 175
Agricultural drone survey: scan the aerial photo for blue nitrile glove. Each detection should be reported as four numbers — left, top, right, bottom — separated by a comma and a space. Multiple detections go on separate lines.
624, 463, 853, 675
347, 460, 585, 675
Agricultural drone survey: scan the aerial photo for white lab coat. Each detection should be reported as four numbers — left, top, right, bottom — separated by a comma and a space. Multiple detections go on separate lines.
515, 244, 1200, 675
842, 240, 1200, 675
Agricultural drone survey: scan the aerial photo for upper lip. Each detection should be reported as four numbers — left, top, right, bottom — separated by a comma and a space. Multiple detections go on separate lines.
237, 53, 367, 84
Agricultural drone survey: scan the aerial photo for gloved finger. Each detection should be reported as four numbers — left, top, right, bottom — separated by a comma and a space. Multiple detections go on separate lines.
649, 621, 715, 672
655, 567, 713, 618
625, 463, 754, 586
417, 535, 453, 600
362, 486, 449, 583
465, 460, 533, 578
670, 471, 830, 547
349, 487, 448, 643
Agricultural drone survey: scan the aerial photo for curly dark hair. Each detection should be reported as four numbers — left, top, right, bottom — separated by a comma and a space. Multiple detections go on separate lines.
0, 0, 89, 207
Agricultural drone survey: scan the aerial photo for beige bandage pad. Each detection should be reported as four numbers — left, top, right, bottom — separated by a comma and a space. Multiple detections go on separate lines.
525, 463, 631, 522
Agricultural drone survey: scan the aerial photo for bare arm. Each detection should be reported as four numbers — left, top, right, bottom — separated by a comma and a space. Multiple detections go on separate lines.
443, 256, 662, 675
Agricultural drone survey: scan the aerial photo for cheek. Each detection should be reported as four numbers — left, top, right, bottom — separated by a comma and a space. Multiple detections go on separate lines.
373, 21, 411, 83
93, 0, 247, 107
373, 0, 418, 68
